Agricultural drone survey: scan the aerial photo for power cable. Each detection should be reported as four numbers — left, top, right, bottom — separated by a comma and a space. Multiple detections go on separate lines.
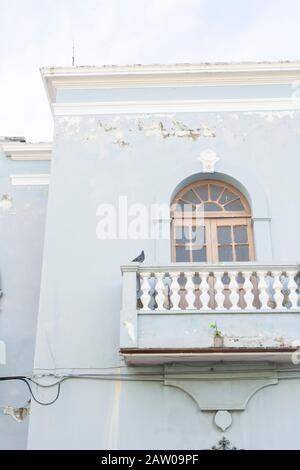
0, 377, 61, 406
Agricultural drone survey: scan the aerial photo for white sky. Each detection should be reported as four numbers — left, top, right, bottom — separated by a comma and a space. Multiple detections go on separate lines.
1, 0, 300, 141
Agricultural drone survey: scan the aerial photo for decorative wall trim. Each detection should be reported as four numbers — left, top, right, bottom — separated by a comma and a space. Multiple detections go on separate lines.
10, 174, 50, 186
211, 437, 238, 451
42, 62, 300, 103
2, 142, 52, 161
53, 97, 300, 116
164, 365, 279, 411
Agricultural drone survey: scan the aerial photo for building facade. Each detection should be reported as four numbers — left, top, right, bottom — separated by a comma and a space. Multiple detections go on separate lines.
1, 62, 300, 450
0, 140, 50, 449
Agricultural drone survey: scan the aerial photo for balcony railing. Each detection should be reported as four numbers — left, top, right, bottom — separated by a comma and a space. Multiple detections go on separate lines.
120, 263, 300, 363
137, 264, 300, 313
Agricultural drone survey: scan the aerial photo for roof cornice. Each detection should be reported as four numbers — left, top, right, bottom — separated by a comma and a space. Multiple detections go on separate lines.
1, 142, 52, 161
41, 61, 300, 105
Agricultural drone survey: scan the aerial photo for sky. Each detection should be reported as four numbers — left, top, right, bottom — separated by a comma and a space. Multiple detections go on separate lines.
1, 0, 300, 141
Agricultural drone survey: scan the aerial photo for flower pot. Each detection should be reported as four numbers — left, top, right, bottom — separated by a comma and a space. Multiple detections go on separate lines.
214, 335, 224, 348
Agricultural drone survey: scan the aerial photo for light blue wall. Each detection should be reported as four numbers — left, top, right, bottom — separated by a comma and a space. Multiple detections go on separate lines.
28, 105, 300, 449
0, 148, 49, 449
27, 374, 300, 450
56, 84, 295, 103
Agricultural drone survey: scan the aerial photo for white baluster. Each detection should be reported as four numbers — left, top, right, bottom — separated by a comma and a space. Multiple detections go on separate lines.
215, 272, 225, 311
200, 272, 211, 310
229, 271, 240, 310
185, 272, 196, 310
289, 271, 299, 310
273, 271, 284, 310
155, 273, 166, 311
258, 271, 270, 310
244, 271, 254, 310
170, 272, 181, 310
140, 273, 151, 311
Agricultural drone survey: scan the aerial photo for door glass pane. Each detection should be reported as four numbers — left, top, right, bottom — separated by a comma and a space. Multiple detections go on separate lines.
182, 190, 200, 205
175, 226, 191, 243
224, 199, 244, 211
217, 226, 231, 244
195, 185, 208, 202
176, 246, 190, 262
235, 245, 250, 261
175, 200, 186, 211
204, 202, 222, 212
218, 246, 233, 262
179, 202, 196, 213
219, 189, 236, 205
192, 247, 207, 262
210, 185, 223, 201
191, 226, 205, 245
234, 226, 248, 244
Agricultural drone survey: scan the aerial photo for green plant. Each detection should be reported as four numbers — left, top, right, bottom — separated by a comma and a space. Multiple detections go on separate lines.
210, 323, 222, 337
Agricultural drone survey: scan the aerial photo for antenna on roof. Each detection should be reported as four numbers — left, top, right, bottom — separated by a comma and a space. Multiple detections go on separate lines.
72, 40, 75, 67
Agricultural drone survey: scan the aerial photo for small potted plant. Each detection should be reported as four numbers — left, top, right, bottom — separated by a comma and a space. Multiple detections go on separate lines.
210, 323, 224, 348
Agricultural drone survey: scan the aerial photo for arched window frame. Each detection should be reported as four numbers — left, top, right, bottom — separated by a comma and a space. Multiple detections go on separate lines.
171, 180, 255, 263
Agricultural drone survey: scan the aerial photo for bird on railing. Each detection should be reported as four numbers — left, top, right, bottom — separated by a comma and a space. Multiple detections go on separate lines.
132, 251, 145, 263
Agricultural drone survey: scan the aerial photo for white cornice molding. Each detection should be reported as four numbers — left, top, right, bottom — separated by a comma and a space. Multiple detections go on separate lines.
41, 62, 300, 107
1, 142, 52, 161
10, 174, 50, 186
53, 97, 300, 116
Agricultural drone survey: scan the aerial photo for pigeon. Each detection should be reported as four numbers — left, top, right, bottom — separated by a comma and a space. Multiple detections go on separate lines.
132, 251, 145, 263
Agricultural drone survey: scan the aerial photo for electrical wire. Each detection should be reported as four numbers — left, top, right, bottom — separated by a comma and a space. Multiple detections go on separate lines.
3, 364, 300, 407
0, 377, 61, 406
29, 374, 163, 388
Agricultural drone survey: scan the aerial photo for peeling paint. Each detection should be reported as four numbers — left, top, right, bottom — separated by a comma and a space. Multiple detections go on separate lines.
123, 321, 135, 343
224, 335, 295, 349
58, 111, 300, 156
0, 195, 13, 210
96, 116, 216, 148
99, 122, 118, 133
58, 116, 83, 136
4, 405, 30, 423
114, 139, 130, 148
137, 119, 216, 140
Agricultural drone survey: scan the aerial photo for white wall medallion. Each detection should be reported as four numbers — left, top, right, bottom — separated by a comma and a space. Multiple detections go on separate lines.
198, 149, 220, 173
214, 410, 232, 432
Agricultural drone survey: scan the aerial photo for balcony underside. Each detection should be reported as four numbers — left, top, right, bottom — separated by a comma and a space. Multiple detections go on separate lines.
120, 263, 300, 364
121, 347, 298, 365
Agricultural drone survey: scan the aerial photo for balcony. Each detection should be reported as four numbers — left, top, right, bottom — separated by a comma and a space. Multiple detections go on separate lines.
120, 263, 300, 365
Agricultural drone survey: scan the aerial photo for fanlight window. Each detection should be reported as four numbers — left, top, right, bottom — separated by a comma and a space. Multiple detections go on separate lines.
171, 181, 255, 263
